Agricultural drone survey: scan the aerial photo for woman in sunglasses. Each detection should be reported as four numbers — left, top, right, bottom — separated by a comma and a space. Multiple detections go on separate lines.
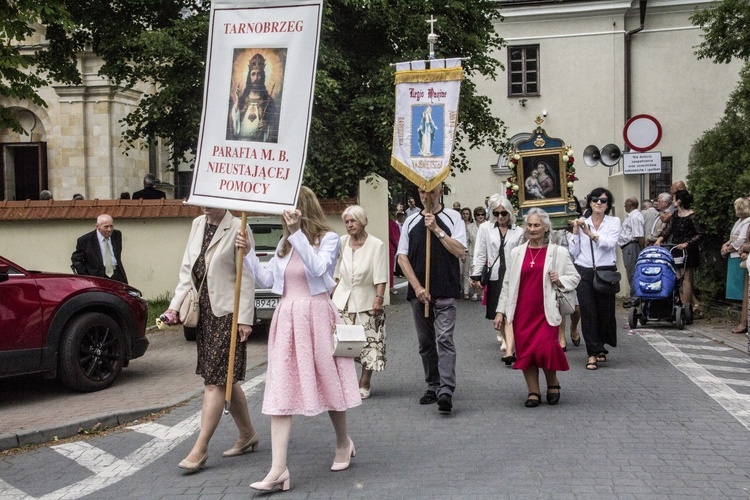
471, 195, 524, 363
569, 187, 622, 370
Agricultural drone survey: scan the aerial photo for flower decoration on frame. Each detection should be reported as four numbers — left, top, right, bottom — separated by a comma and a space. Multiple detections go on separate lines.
506, 152, 521, 211
563, 145, 578, 198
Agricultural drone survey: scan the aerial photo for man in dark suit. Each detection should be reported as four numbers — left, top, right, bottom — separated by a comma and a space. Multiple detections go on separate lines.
132, 173, 166, 200
71, 214, 128, 283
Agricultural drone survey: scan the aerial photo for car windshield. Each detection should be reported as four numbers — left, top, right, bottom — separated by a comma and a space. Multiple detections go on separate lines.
252, 224, 283, 252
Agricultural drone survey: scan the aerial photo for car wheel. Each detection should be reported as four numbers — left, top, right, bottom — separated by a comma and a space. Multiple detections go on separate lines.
184, 326, 197, 341
58, 312, 125, 392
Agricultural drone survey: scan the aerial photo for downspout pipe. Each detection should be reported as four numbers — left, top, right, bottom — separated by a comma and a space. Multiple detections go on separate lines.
624, 0, 648, 124
624, 0, 647, 202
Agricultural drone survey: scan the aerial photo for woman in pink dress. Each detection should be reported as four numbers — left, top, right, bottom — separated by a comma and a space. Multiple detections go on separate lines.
237, 187, 361, 492
494, 208, 580, 407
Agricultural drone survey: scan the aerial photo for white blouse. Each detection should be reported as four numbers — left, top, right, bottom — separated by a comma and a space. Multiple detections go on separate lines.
569, 215, 622, 268
243, 230, 340, 296
332, 234, 389, 312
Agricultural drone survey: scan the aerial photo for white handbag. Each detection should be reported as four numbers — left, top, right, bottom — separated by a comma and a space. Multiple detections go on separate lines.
331, 323, 367, 357
331, 250, 368, 357
551, 244, 576, 316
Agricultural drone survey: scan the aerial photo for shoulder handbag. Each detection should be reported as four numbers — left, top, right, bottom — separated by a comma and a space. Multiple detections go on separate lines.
178, 243, 217, 328
332, 250, 367, 357
551, 244, 576, 316
589, 233, 621, 295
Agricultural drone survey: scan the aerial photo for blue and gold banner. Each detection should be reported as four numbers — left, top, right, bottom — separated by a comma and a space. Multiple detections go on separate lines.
391, 59, 463, 191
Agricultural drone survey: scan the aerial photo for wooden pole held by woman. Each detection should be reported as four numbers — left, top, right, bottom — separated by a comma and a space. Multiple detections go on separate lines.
224, 211, 247, 413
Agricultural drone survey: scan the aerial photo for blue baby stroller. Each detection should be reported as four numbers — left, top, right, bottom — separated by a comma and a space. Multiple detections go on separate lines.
628, 245, 687, 329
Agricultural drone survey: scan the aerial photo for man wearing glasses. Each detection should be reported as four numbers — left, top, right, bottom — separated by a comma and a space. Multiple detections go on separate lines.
397, 184, 467, 414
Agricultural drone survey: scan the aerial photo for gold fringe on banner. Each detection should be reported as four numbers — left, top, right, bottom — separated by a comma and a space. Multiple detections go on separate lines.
390, 155, 450, 192
394, 66, 463, 85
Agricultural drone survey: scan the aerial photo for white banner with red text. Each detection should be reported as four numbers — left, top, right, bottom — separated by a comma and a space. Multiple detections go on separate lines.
390, 59, 463, 191
188, 0, 323, 214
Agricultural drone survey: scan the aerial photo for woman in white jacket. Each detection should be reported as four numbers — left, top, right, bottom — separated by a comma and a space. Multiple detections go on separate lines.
494, 208, 580, 407
236, 187, 361, 492
471, 195, 524, 363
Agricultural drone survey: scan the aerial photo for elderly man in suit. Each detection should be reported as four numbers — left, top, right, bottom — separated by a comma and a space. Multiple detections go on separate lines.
71, 214, 128, 283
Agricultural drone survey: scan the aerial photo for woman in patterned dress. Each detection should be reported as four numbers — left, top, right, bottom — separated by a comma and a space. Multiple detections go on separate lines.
332, 205, 389, 400
164, 207, 258, 473
237, 187, 361, 492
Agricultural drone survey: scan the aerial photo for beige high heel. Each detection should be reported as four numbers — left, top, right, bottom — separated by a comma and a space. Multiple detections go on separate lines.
250, 468, 291, 492
222, 432, 259, 457
330, 438, 356, 471
177, 453, 208, 473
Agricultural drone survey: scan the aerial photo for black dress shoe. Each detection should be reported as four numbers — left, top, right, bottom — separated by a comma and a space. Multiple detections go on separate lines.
501, 355, 516, 366
437, 394, 453, 413
419, 390, 438, 405
525, 392, 541, 407
546, 385, 561, 405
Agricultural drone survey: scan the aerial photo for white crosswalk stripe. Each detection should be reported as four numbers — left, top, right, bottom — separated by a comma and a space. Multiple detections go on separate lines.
643, 332, 750, 431
0, 372, 266, 500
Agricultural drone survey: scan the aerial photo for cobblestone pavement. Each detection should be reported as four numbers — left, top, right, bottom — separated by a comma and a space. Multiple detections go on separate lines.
2, 290, 750, 499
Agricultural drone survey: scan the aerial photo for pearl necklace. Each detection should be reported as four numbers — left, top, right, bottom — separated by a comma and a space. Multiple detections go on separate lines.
529, 246, 544, 267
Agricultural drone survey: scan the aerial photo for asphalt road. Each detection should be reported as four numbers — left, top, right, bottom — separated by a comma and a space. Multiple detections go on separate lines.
2, 291, 750, 499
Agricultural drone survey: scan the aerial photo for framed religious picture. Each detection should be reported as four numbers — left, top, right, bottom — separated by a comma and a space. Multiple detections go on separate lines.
517, 147, 568, 207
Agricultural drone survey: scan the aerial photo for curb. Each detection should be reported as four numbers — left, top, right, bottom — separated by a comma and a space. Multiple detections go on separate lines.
0, 356, 268, 452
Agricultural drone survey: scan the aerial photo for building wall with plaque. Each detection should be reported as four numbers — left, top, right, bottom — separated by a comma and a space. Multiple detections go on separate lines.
446, 0, 743, 216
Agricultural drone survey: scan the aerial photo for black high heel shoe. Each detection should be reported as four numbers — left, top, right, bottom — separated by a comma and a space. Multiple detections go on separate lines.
501, 354, 516, 366
546, 385, 561, 405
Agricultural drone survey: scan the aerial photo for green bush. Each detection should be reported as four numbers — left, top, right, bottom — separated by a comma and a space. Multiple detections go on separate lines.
689, 63, 750, 301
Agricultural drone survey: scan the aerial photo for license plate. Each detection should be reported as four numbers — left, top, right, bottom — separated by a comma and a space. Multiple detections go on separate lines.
255, 298, 279, 309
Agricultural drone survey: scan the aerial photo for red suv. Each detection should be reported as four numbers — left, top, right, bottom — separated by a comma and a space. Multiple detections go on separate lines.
0, 255, 149, 392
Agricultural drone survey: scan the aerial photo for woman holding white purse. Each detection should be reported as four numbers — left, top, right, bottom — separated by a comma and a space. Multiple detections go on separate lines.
236, 187, 361, 493
332, 205, 389, 400
493, 208, 580, 407
162, 207, 258, 473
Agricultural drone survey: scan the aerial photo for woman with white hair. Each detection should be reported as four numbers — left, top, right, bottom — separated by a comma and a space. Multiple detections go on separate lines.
494, 208, 580, 407
332, 205, 389, 399
471, 195, 524, 364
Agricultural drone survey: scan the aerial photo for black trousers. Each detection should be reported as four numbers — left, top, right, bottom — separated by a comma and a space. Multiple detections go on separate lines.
575, 265, 617, 356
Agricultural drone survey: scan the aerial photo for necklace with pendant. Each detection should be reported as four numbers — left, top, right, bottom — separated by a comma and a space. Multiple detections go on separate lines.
529, 246, 544, 267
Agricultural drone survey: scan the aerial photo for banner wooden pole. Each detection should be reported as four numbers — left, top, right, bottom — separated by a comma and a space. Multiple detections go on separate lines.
424, 191, 432, 318
224, 211, 247, 414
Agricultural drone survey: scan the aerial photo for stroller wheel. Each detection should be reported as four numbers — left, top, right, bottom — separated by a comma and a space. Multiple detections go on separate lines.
628, 307, 638, 329
675, 305, 686, 330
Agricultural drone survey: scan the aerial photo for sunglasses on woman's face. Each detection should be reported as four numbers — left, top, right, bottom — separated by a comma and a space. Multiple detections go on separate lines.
591, 197, 608, 204
475, 213, 486, 218
493, 210, 509, 217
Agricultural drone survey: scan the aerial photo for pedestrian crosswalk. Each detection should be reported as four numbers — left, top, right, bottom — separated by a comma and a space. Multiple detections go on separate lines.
0, 374, 266, 500
639, 329, 750, 430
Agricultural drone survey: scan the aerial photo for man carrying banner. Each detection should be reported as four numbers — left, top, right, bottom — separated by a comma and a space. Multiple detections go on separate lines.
397, 183, 466, 414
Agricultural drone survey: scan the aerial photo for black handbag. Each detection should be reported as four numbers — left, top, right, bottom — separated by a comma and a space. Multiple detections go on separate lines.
590, 236, 621, 295
479, 253, 500, 287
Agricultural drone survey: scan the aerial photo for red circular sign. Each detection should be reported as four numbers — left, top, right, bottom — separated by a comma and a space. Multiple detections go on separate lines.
623, 114, 662, 152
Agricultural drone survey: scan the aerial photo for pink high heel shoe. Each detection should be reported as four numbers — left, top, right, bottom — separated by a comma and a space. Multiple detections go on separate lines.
250, 468, 290, 492
330, 438, 356, 471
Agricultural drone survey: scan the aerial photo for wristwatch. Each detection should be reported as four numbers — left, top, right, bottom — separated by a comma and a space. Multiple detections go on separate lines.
437, 231, 446, 239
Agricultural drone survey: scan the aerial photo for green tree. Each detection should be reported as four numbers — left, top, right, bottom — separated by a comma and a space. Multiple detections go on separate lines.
0, 1, 73, 134
689, 1, 750, 299
38, 0, 505, 198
